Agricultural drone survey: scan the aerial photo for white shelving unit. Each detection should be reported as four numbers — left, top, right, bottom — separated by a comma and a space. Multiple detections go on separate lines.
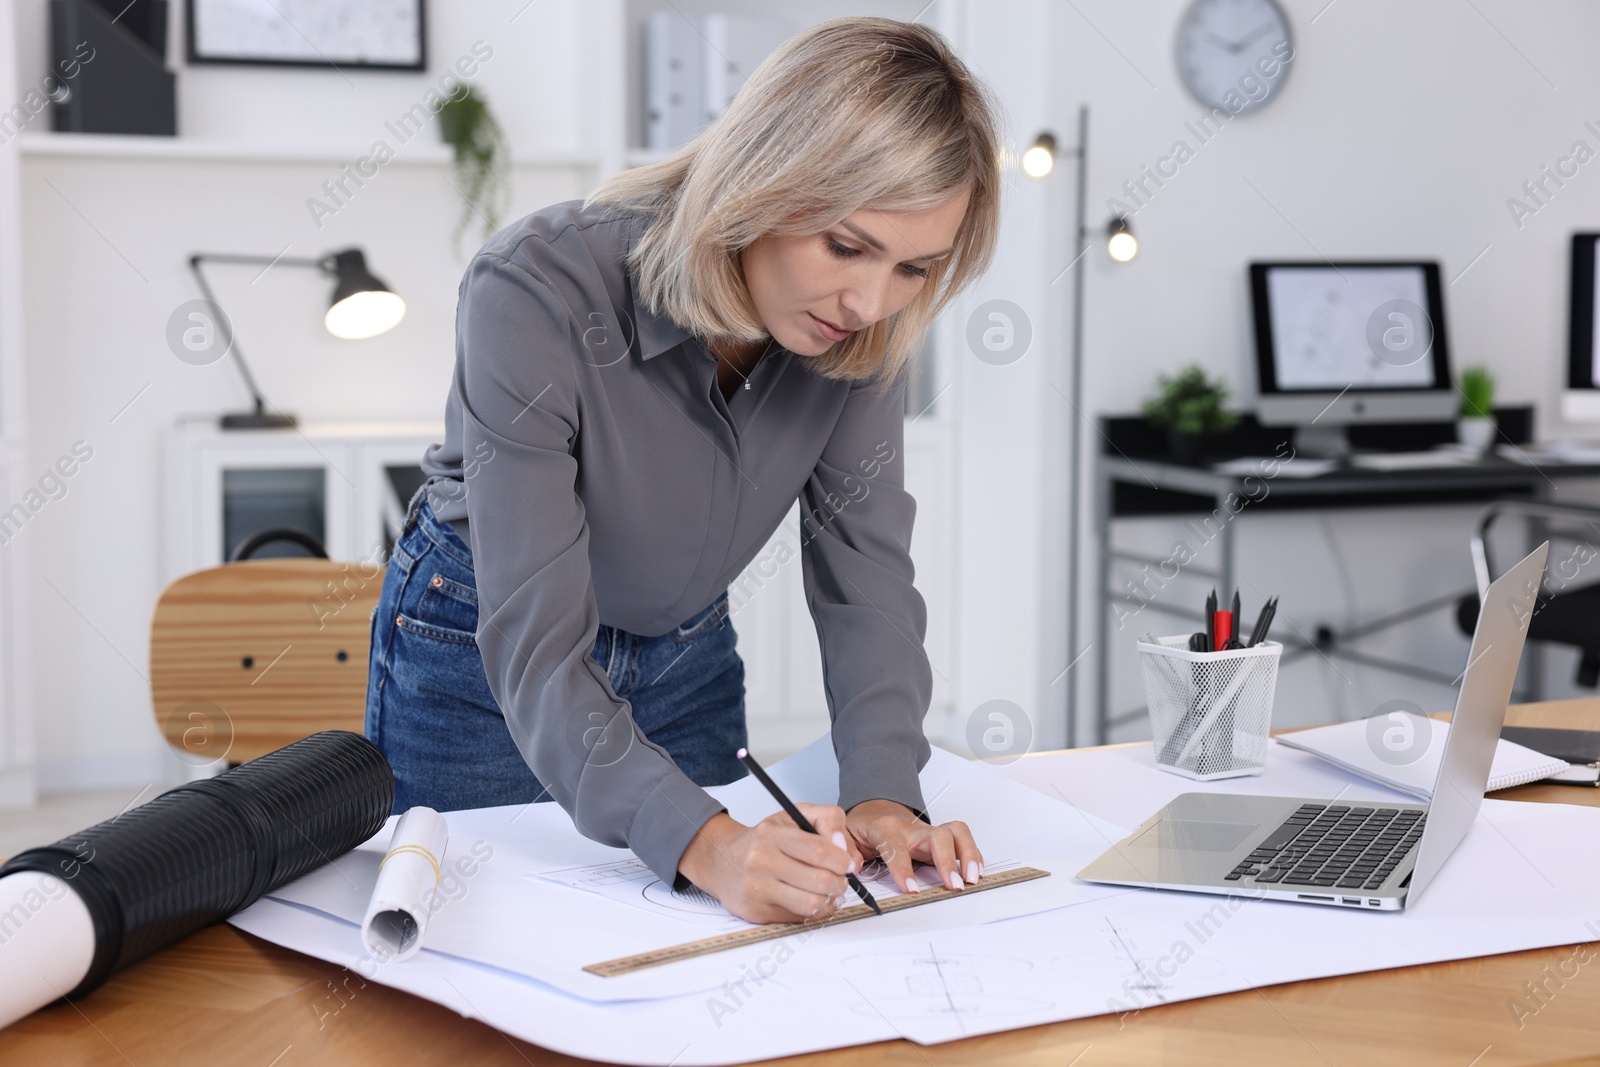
12, 130, 601, 169
163, 420, 443, 580
612, 0, 955, 165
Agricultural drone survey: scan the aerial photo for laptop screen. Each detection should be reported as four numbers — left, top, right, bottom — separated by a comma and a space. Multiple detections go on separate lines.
1406, 542, 1547, 902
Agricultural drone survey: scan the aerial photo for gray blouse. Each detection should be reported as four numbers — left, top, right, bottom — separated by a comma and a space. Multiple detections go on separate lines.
418, 196, 932, 884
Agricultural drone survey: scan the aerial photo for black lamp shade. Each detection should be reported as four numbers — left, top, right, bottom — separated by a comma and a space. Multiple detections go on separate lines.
323, 249, 406, 339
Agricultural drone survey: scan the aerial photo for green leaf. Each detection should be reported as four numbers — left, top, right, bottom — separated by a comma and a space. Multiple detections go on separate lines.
1141, 362, 1235, 433
1458, 366, 1494, 419
438, 85, 511, 259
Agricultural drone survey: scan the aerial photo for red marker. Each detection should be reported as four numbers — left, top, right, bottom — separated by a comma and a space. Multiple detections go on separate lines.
1213, 610, 1233, 649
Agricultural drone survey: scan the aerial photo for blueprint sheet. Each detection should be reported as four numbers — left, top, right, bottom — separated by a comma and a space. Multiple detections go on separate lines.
230, 737, 1600, 1064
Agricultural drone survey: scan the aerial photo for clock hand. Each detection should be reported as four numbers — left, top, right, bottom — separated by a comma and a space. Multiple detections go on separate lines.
1232, 21, 1279, 51
1201, 29, 1237, 51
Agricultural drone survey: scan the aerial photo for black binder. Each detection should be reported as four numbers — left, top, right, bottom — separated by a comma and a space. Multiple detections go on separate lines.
50, 0, 176, 136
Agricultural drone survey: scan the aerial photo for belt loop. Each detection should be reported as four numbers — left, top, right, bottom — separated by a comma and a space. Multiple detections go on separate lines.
403, 484, 427, 536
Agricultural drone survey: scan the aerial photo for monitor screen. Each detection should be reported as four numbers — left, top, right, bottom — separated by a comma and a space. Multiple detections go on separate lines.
1251, 262, 1451, 397
1591, 242, 1599, 386
1567, 234, 1600, 391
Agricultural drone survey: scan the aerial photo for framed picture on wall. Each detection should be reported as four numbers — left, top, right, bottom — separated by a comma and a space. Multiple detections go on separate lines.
186, 0, 427, 71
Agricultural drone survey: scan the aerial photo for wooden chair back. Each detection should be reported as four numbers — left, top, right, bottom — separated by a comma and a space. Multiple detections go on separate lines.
150, 559, 382, 764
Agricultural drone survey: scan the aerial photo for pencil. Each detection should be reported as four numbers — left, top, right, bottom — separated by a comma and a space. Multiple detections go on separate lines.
1250, 597, 1278, 647
735, 748, 882, 915
1205, 588, 1218, 651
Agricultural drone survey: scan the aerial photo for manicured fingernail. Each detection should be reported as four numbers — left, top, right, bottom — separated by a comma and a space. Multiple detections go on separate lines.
949, 871, 965, 890
966, 861, 980, 883
847, 858, 857, 874
831, 831, 847, 850
904, 878, 920, 893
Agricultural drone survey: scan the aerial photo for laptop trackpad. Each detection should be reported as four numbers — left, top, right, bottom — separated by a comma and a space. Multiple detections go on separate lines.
1129, 819, 1259, 852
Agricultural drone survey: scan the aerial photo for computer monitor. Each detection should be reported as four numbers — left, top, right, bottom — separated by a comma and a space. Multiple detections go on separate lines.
1562, 234, 1600, 421
1250, 262, 1455, 455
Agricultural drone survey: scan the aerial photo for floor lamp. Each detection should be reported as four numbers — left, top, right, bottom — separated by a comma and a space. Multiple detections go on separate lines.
1023, 106, 1138, 748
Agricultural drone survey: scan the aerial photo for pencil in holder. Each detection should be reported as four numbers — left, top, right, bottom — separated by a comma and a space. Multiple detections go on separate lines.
1138, 636, 1283, 780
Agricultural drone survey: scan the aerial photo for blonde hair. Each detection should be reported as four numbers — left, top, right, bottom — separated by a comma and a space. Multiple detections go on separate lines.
585, 16, 1006, 392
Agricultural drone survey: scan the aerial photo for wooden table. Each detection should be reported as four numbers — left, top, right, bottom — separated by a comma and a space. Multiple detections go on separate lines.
4, 701, 1598, 1067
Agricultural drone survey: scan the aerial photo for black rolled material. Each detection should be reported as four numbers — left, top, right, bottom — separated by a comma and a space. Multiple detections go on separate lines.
0, 730, 393, 998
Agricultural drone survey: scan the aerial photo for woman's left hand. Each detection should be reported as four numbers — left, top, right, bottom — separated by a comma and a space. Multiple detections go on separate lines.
846, 799, 983, 895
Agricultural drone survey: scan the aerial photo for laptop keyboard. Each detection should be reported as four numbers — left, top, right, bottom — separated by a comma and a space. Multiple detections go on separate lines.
1224, 803, 1426, 891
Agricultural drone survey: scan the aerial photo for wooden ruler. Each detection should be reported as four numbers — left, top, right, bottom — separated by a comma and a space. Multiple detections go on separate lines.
584, 865, 1050, 977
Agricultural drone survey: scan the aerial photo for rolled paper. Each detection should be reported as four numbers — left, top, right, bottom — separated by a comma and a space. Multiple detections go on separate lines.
361, 806, 449, 963
0, 870, 96, 1029
0, 730, 393, 1030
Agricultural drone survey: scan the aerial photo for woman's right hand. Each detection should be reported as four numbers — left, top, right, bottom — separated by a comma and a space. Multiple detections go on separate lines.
677, 806, 862, 924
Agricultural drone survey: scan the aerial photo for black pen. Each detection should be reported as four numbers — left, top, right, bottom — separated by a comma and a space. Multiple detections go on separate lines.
736, 748, 882, 915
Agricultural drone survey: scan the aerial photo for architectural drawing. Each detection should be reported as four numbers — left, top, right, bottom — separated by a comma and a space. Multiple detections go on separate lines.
838, 946, 1050, 1031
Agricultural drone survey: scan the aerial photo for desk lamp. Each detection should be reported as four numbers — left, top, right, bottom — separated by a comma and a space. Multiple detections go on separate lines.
187, 248, 406, 430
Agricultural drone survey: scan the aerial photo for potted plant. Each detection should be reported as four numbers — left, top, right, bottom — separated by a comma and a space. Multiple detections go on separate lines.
1457, 366, 1496, 454
438, 84, 511, 259
1141, 364, 1238, 464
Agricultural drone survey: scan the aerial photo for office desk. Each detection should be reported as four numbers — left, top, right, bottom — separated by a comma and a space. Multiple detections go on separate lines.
1091, 445, 1600, 746
2, 700, 1597, 1067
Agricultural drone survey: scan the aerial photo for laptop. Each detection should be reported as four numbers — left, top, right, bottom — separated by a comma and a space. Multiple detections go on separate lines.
1077, 542, 1548, 911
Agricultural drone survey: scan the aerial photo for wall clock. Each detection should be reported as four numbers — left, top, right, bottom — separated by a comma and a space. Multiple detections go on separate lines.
1175, 0, 1294, 115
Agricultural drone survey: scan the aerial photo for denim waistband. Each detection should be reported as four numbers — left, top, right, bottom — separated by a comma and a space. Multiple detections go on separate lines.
402, 483, 472, 569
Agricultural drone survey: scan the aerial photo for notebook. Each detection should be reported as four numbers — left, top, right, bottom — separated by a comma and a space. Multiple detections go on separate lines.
1274, 712, 1572, 800
1499, 726, 1600, 786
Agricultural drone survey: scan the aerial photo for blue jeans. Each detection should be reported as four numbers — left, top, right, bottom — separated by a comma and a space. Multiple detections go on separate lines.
365, 486, 748, 814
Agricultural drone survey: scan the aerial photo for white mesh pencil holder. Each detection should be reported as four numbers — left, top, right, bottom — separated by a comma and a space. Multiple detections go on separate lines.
1138, 636, 1283, 780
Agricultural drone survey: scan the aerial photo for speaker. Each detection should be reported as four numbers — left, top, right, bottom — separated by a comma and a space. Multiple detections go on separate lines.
50, 0, 176, 136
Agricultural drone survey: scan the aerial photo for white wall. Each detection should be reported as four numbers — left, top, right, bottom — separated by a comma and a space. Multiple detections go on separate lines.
1051, 0, 1600, 739
0, 0, 37, 807
6, 0, 597, 791
948, 0, 1072, 756
1068, 0, 1600, 419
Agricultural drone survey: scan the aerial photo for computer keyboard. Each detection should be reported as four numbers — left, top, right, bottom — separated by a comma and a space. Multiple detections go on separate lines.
1225, 803, 1425, 891
1345, 450, 1476, 471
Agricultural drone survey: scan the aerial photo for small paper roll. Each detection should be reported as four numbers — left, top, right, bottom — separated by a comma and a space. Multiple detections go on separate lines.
361, 806, 449, 963
0, 870, 96, 1029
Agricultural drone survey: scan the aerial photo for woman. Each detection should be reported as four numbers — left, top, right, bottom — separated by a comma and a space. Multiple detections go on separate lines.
366, 17, 1004, 925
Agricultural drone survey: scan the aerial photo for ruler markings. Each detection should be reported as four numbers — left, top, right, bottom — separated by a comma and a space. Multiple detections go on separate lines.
585, 865, 1051, 977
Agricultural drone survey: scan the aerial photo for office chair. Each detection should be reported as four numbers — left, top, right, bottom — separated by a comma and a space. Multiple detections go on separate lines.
149, 530, 382, 765
1455, 500, 1600, 689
